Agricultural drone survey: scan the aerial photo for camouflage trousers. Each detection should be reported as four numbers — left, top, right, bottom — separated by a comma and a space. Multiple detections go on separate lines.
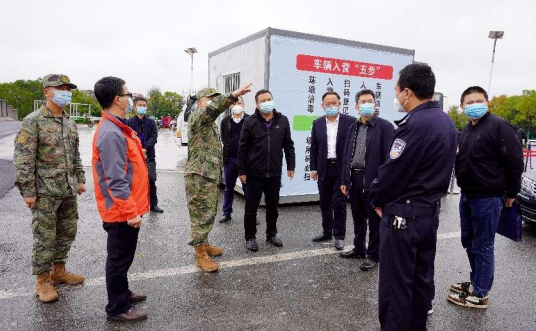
31, 195, 79, 275
185, 174, 219, 246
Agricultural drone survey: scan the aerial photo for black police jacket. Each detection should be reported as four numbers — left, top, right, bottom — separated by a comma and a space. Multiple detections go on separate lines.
127, 115, 158, 161
455, 112, 524, 198
220, 113, 249, 166
370, 101, 458, 217
340, 116, 395, 189
237, 109, 295, 178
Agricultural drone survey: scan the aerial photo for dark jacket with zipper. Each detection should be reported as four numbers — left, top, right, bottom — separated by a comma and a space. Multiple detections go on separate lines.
127, 115, 158, 161
455, 111, 524, 198
341, 116, 395, 189
220, 113, 250, 166
237, 109, 295, 178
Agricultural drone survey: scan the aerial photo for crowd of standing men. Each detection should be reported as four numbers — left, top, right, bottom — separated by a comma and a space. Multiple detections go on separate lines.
12, 63, 524, 330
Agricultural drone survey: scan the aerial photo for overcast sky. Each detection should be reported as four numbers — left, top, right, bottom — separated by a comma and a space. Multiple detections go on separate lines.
1, 0, 534, 107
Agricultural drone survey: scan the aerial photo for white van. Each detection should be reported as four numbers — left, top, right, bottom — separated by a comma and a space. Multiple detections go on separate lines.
177, 105, 189, 146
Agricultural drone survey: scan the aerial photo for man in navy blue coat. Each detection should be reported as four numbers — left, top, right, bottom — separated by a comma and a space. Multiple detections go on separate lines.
339, 89, 394, 271
310, 91, 356, 250
127, 97, 162, 213
370, 64, 458, 331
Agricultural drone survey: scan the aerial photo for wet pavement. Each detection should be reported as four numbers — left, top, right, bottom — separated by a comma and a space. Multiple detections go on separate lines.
0, 124, 535, 331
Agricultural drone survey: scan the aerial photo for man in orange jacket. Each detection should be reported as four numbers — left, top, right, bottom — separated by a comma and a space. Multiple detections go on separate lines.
93, 76, 150, 323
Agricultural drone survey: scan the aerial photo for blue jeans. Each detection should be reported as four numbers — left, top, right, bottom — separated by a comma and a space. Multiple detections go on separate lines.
222, 156, 246, 217
459, 194, 503, 297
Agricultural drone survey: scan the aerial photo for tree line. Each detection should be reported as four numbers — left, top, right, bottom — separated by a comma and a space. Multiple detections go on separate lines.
0, 78, 184, 120
448, 90, 536, 137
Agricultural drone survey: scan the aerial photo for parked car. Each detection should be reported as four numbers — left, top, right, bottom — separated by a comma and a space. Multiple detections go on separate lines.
518, 170, 536, 225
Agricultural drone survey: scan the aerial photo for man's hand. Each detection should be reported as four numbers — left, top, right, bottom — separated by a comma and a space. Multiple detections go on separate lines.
288, 171, 295, 180
78, 183, 86, 195
127, 215, 143, 229
311, 171, 318, 181
239, 175, 247, 184
375, 207, 383, 218
142, 149, 147, 160
24, 197, 36, 210
231, 83, 253, 98
340, 185, 348, 196
505, 197, 516, 208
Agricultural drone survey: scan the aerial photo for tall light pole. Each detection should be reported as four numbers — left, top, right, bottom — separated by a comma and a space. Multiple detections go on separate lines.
488, 31, 504, 95
184, 47, 198, 95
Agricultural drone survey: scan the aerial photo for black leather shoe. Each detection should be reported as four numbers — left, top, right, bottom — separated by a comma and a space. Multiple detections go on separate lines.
333, 239, 344, 250
150, 205, 164, 213
246, 239, 258, 252
312, 233, 333, 242
219, 215, 231, 223
128, 292, 147, 304
266, 235, 283, 247
107, 307, 148, 322
339, 249, 366, 259
359, 259, 378, 271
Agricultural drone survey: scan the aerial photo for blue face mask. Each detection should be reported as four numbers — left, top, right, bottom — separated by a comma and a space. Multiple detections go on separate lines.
136, 106, 147, 115
325, 106, 339, 117
123, 97, 133, 113
464, 103, 488, 120
260, 100, 275, 114
359, 103, 375, 116
52, 90, 72, 107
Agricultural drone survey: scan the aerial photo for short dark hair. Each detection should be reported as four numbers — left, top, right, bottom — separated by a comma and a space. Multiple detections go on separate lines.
94, 76, 125, 109
355, 89, 376, 103
255, 89, 272, 103
397, 64, 435, 100
322, 91, 340, 101
460, 86, 489, 104
133, 97, 147, 106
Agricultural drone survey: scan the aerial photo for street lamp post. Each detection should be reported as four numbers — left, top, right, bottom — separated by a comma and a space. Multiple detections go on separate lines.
184, 47, 198, 95
488, 31, 504, 95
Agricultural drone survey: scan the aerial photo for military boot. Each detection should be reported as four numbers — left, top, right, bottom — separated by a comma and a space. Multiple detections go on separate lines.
195, 245, 219, 272
50, 262, 85, 285
36, 272, 59, 303
205, 242, 223, 257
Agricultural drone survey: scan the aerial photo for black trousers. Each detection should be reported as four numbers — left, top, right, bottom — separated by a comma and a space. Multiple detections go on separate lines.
317, 162, 346, 239
150, 179, 158, 207
244, 176, 281, 240
378, 215, 438, 331
349, 172, 380, 261
103, 222, 140, 316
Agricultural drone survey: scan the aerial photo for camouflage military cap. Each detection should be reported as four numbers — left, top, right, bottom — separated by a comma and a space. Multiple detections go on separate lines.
42, 74, 78, 89
195, 88, 220, 100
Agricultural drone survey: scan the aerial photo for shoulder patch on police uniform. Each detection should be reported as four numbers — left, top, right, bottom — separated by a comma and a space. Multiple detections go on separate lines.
390, 138, 406, 159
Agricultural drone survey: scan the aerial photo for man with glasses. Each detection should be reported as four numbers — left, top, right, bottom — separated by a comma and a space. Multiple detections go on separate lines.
339, 89, 394, 271
93, 77, 150, 322
310, 91, 355, 250
14, 74, 86, 303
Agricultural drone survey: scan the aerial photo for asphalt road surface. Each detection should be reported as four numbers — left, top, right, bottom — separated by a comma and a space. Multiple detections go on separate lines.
0, 124, 535, 331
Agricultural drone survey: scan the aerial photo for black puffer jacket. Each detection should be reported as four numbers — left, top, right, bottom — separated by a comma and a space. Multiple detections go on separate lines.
237, 109, 295, 178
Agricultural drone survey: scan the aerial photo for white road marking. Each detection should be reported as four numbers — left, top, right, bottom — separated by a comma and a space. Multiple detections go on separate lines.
0, 230, 463, 301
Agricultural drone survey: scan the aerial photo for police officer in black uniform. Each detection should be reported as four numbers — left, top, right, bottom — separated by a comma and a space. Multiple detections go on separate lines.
369, 64, 458, 331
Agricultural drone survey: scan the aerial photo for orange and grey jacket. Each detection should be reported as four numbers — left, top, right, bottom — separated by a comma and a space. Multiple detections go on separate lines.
92, 111, 149, 222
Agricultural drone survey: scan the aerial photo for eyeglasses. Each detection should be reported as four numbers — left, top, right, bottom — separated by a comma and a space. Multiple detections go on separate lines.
118, 93, 133, 98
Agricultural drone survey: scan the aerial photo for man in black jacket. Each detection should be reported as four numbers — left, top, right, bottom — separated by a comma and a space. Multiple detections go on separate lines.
310, 91, 355, 251
127, 97, 163, 213
238, 89, 295, 252
447, 86, 523, 309
219, 96, 249, 223
339, 89, 394, 270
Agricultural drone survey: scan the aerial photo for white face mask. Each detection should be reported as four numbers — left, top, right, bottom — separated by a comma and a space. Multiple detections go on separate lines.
393, 90, 409, 112
231, 105, 244, 115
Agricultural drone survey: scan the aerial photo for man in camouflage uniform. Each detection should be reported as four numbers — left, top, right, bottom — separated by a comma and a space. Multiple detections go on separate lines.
185, 83, 252, 272
14, 74, 86, 303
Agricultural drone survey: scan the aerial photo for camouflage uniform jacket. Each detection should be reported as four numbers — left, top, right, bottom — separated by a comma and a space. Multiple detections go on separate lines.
14, 105, 85, 198
185, 93, 238, 181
